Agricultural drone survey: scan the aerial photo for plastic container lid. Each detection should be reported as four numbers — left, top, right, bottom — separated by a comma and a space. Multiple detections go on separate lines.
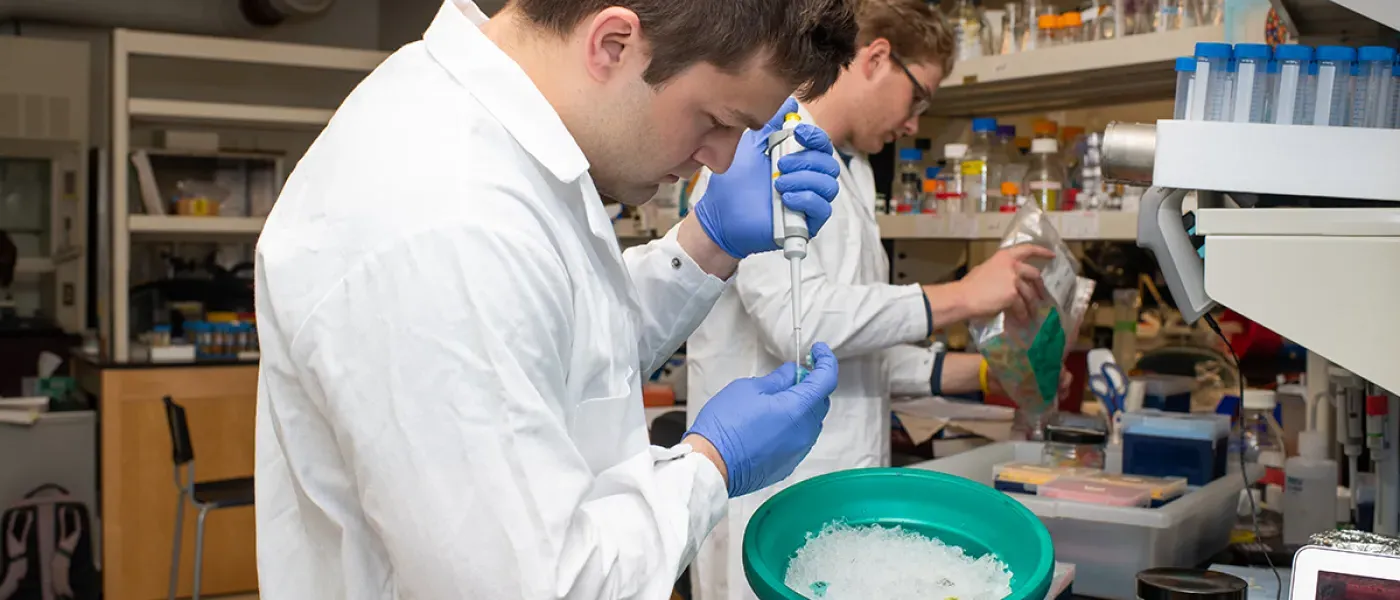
1232, 43, 1271, 61
898, 147, 923, 161
944, 143, 968, 158
1175, 57, 1197, 72
925, 166, 941, 179
1259, 450, 1285, 468
1241, 389, 1276, 410
1137, 568, 1247, 600
1267, 59, 1279, 74
1273, 44, 1314, 62
922, 179, 939, 193
1030, 138, 1058, 154
1001, 181, 1019, 196
1316, 45, 1357, 62
1121, 410, 1230, 440
1045, 425, 1107, 445
1194, 42, 1233, 59
1298, 430, 1328, 460
1060, 12, 1082, 26
997, 124, 1017, 137
1038, 14, 1057, 28
972, 117, 998, 132
1358, 46, 1396, 63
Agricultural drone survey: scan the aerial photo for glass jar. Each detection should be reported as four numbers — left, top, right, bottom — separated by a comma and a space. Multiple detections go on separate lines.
1042, 426, 1108, 469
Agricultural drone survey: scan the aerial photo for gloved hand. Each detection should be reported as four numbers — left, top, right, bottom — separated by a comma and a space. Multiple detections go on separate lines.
687, 343, 839, 497
694, 97, 841, 259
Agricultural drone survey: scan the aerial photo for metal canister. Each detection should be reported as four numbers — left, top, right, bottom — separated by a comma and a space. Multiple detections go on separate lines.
1136, 568, 1247, 600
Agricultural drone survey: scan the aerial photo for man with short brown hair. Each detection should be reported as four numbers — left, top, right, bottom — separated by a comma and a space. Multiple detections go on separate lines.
253, 0, 860, 597
687, 2, 1058, 597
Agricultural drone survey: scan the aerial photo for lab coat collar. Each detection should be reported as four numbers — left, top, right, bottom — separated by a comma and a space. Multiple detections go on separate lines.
425, 0, 590, 183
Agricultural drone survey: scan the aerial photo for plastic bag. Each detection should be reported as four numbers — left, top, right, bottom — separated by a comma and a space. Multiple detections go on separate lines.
971, 203, 1096, 425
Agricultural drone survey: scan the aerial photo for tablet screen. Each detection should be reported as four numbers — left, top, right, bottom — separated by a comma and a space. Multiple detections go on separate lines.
1317, 571, 1400, 600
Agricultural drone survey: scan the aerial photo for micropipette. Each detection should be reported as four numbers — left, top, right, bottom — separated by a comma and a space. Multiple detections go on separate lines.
767, 113, 809, 382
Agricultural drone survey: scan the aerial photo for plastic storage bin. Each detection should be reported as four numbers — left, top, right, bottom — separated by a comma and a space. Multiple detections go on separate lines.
914, 441, 1259, 600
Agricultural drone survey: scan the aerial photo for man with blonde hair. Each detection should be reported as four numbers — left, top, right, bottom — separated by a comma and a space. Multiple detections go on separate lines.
687, 1, 1060, 597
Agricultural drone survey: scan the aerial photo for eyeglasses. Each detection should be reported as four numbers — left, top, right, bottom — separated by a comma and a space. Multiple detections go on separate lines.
890, 53, 932, 117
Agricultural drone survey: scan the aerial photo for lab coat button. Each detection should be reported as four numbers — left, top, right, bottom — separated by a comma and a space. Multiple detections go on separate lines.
671, 257, 682, 270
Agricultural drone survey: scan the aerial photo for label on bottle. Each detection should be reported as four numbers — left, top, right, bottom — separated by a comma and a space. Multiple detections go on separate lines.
960, 159, 986, 176
1027, 181, 1062, 190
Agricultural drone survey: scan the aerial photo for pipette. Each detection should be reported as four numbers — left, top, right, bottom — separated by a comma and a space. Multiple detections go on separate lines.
767, 113, 809, 382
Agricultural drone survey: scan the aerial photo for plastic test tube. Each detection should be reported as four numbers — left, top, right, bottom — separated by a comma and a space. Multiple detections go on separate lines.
1231, 43, 1272, 123
1390, 61, 1400, 128
1313, 46, 1356, 126
1350, 46, 1397, 128
1190, 42, 1233, 121
1173, 57, 1196, 120
1271, 44, 1313, 125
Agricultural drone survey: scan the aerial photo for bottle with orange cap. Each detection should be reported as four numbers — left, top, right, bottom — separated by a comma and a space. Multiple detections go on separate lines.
1031, 118, 1059, 140
1036, 13, 1058, 47
1058, 12, 1083, 45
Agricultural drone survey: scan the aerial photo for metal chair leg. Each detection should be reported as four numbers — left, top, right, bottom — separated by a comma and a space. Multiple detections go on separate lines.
168, 491, 186, 600
192, 505, 210, 600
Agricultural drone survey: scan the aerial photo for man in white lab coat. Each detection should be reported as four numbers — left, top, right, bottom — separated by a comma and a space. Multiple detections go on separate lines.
253, 0, 864, 598
687, 1, 1063, 598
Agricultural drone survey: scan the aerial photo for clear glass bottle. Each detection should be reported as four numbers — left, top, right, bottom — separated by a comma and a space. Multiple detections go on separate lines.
963, 118, 1001, 212
951, 0, 987, 62
1059, 12, 1084, 45
1023, 138, 1066, 211
997, 125, 1029, 190
938, 144, 968, 214
1036, 14, 1058, 47
1001, 3, 1022, 54
1155, 0, 1182, 31
896, 147, 923, 215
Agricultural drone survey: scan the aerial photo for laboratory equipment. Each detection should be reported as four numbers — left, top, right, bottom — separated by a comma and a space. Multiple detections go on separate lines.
1312, 45, 1355, 126
1155, 0, 1184, 32
1239, 389, 1286, 468
1042, 426, 1107, 469
1091, 472, 1188, 507
950, 0, 987, 62
921, 442, 1260, 599
984, 9, 1006, 57
1089, 362, 1127, 416
1230, 43, 1271, 124
1271, 44, 1313, 125
993, 461, 1093, 494
1136, 569, 1247, 600
1289, 545, 1400, 600
1038, 478, 1150, 507
964, 118, 1000, 212
1121, 410, 1231, 485
939, 143, 969, 214
768, 113, 810, 375
1059, 12, 1083, 45
1023, 138, 1067, 211
1001, 3, 1022, 54
1190, 42, 1233, 121
896, 147, 923, 215
1139, 374, 1194, 412
920, 178, 939, 213
1036, 14, 1057, 47
1000, 125, 1029, 186
1174, 57, 1197, 120
1349, 46, 1395, 128
742, 468, 1055, 600
1283, 428, 1338, 546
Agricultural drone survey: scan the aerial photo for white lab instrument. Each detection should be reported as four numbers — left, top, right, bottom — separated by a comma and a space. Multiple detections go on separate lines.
1289, 546, 1400, 599
1272, 45, 1313, 125
769, 113, 810, 376
1313, 45, 1355, 126
1230, 43, 1271, 124
1350, 46, 1396, 128
254, 2, 730, 598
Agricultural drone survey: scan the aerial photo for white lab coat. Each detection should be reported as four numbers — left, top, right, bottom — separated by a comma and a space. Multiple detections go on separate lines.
254, 2, 729, 598
686, 104, 940, 600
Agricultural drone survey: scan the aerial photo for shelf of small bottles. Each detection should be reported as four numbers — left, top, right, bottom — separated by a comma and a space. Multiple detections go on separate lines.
877, 210, 1138, 241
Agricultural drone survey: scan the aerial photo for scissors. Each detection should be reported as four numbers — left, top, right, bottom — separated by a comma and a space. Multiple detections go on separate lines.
1088, 362, 1127, 416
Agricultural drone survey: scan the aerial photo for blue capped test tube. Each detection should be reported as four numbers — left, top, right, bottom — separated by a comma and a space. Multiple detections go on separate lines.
1350, 46, 1397, 128
1390, 60, 1400, 128
1231, 43, 1272, 123
1190, 42, 1234, 121
1174, 57, 1196, 120
1271, 45, 1313, 125
1312, 46, 1355, 126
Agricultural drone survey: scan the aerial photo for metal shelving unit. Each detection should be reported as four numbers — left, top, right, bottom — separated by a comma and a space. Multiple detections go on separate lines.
109, 29, 388, 361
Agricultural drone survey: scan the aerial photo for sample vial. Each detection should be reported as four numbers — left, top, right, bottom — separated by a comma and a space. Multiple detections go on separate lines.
1230, 43, 1272, 123
1312, 45, 1355, 126
1037, 14, 1057, 47
1190, 42, 1233, 121
1271, 44, 1313, 125
1173, 56, 1196, 120
1390, 61, 1400, 128
1349, 46, 1396, 128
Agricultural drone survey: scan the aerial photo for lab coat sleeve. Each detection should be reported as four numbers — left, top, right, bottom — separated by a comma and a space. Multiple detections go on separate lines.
884, 343, 940, 397
687, 166, 927, 361
621, 227, 728, 377
291, 223, 727, 600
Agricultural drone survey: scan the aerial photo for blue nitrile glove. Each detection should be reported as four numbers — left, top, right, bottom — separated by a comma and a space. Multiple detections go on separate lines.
693, 97, 841, 259
687, 342, 839, 497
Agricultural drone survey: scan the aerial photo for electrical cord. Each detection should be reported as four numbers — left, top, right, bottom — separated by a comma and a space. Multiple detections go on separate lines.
1203, 313, 1283, 600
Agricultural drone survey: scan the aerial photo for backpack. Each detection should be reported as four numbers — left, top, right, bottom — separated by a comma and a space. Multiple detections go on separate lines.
0, 485, 98, 600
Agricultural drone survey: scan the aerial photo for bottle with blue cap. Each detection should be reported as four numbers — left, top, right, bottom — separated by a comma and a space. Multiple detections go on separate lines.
1231, 43, 1272, 123
964, 117, 1002, 212
896, 147, 923, 214
1313, 45, 1356, 126
1271, 44, 1314, 125
1173, 57, 1196, 120
1191, 42, 1234, 121
1350, 46, 1396, 128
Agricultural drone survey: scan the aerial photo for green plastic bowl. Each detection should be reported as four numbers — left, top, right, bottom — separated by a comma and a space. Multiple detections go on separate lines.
742, 468, 1054, 600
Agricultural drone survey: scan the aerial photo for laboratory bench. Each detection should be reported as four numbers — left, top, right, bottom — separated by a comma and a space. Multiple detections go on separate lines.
73, 352, 259, 600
